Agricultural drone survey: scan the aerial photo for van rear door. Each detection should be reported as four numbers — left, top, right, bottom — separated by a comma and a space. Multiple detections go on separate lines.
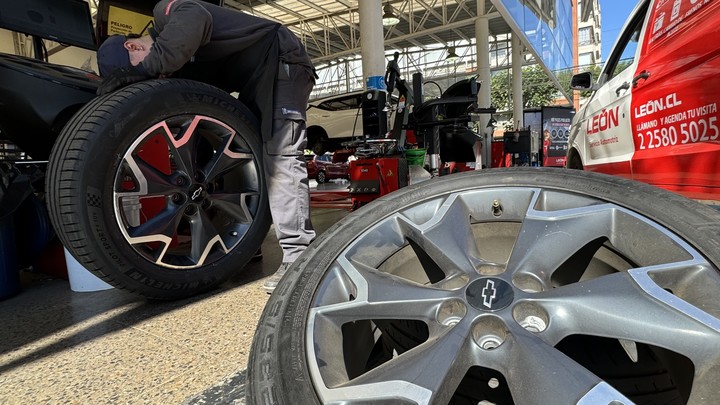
630, 0, 720, 200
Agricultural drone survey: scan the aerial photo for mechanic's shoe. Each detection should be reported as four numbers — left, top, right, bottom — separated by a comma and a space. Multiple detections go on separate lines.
263, 262, 291, 294
251, 248, 263, 262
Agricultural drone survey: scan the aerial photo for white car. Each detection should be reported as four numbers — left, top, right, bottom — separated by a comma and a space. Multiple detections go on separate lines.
306, 91, 396, 154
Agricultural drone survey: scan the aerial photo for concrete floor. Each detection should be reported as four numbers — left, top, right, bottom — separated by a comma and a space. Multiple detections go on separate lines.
0, 205, 350, 404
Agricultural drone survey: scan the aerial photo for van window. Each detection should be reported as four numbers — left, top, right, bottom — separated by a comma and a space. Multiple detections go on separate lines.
602, 2, 649, 81
610, 19, 643, 78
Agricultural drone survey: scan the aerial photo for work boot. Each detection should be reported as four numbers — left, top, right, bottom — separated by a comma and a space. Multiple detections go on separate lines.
263, 262, 292, 293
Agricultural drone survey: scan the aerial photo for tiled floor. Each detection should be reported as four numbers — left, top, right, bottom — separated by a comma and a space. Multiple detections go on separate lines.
0, 205, 350, 404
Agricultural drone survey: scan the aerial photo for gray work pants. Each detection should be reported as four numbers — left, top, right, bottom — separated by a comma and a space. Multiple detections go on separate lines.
264, 62, 316, 263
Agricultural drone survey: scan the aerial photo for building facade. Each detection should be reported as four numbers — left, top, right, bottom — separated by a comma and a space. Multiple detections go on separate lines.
578, 0, 603, 67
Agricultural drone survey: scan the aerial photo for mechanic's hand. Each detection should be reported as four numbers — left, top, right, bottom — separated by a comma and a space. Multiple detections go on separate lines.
97, 65, 152, 95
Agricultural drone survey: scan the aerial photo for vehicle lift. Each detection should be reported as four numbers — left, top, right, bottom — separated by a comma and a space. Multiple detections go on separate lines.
348, 52, 496, 209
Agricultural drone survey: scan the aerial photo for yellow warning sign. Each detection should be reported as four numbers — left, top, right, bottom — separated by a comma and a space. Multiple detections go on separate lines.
108, 6, 154, 36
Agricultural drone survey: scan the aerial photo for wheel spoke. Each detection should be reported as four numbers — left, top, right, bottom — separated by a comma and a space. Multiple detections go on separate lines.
210, 192, 256, 224
395, 194, 484, 279
325, 325, 473, 404
534, 267, 720, 360
498, 331, 616, 404
507, 204, 615, 288
203, 134, 253, 181
188, 208, 225, 265
204, 149, 249, 181
358, 262, 455, 303
127, 204, 184, 243
165, 117, 201, 177
125, 155, 180, 197
313, 261, 455, 323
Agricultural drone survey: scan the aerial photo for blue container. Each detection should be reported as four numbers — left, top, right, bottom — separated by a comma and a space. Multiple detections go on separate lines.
366, 75, 387, 91
0, 214, 20, 300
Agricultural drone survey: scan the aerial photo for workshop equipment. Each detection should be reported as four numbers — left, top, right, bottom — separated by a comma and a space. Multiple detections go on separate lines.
349, 157, 408, 209
348, 52, 495, 209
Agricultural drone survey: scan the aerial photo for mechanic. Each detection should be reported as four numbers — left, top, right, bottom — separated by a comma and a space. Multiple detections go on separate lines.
96, 0, 317, 293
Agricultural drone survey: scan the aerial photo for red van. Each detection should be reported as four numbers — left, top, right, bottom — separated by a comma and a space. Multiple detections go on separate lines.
567, 0, 720, 202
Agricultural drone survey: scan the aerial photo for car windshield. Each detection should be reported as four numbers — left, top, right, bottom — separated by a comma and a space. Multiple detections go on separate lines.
314, 95, 361, 111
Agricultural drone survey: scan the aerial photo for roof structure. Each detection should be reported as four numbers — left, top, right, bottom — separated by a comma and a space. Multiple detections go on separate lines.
223, 1, 512, 65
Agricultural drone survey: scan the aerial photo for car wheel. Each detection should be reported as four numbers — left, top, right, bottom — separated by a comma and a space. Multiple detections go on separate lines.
312, 142, 328, 156
46, 79, 271, 300
248, 168, 720, 404
316, 170, 327, 184
566, 150, 584, 170
308, 128, 329, 156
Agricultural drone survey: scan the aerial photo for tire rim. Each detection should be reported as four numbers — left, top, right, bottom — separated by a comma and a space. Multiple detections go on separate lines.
318, 171, 326, 183
305, 186, 720, 403
113, 115, 261, 269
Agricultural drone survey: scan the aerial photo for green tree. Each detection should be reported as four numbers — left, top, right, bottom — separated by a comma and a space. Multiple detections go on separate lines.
490, 64, 559, 111
490, 69, 511, 111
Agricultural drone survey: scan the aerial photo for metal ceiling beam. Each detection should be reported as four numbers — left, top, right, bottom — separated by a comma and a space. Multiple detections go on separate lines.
222, 1, 508, 65
312, 17, 479, 64
224, 0, 277, 20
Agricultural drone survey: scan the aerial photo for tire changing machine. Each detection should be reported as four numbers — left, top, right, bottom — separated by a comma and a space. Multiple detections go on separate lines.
348, 53, 496, 209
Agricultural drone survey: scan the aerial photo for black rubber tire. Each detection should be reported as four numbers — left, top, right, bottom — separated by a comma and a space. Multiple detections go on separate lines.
307, 128, 328, 156
46, 79, 271, 300
247, 167, 720, 404
316, 170, 327, 184
566, 149, 584, 170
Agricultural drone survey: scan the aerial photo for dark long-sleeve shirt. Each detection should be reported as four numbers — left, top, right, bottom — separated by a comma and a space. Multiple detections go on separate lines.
142, 0, 312, 77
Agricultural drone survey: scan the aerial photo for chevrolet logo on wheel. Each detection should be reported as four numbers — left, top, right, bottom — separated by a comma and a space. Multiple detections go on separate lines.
466, 277, 514, 312
481, 279, 497, 308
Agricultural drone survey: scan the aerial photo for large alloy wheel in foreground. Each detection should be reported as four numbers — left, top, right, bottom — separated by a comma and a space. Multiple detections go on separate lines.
248, 168, 720, 404
47, 79, 270, 300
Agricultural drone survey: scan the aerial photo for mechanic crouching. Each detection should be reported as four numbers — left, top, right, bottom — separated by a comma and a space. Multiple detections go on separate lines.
96, 0, 316, 293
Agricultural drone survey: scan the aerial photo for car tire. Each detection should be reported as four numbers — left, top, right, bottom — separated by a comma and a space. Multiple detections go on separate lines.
566, 149, 584, 170
316, 170, 327, 184
307, 128, 329, 156
46, 79, 271, 300
248, 167, 720, 404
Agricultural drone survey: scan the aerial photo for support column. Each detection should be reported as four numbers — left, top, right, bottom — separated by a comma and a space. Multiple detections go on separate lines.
572, 0, 580, 111
476, 2, 492, 111
475, 0, 492, 169
358, 0, 386, 90
511, 33, 524, 129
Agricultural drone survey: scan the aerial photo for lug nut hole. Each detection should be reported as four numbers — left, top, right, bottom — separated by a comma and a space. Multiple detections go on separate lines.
513, 302, 549, 333
472, 316, 507, 350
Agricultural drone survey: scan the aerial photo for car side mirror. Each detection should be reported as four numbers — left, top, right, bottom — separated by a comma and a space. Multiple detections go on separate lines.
571, 72, 595, 91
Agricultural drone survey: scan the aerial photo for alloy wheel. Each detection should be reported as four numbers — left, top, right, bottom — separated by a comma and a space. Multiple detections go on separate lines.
305, 184, 719, 404
113, 114, 262, 269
